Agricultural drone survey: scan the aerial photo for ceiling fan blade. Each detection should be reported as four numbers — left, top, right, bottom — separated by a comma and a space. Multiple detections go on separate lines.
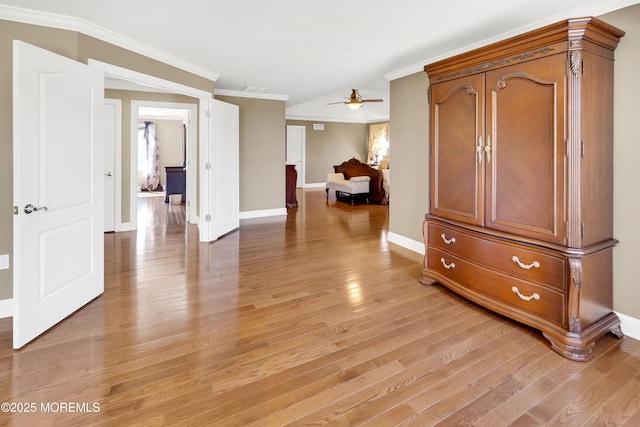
328, 90, 383, 107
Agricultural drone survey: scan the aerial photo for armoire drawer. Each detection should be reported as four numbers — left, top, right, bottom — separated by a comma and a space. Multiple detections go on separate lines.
427, 248, 566, 327
427, 222, 566, 291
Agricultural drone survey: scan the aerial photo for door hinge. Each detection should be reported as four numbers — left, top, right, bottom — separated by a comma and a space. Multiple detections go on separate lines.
13, 206, 18, 215
205, 110, 212, 118
581, 222, 585, 240
581, 141, 585, 158
427, 86, 432, 104
205, 162, 212, 170
205, 214, 211, 222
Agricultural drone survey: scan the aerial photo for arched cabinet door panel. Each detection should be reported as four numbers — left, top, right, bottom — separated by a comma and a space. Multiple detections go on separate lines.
485, 54, 567, 245
429, 73, 485, 226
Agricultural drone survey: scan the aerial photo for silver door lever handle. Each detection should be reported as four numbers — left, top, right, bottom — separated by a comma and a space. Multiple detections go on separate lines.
24, 204, 48, 214
104, 172, 112, 176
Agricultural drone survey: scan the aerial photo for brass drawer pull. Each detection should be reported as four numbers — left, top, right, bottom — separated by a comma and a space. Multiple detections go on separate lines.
512, 255, 540, 270
441, 234, 456, 245
512, 286, 540, 302
440, 258, 455, 270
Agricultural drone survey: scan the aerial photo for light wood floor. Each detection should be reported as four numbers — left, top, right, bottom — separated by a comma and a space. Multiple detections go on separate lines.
1, 189, 639, 426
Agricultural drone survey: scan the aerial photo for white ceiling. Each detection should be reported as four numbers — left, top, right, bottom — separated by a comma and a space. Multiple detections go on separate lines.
1, 0, 637, 122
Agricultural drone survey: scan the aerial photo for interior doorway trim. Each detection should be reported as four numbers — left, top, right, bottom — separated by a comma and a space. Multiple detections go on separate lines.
286, 125, 305, 188
88, 60, 212, 237
132, 101, 198, 227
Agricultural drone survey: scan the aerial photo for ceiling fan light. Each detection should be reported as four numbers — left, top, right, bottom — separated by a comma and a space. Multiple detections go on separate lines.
347, 101, 362, 110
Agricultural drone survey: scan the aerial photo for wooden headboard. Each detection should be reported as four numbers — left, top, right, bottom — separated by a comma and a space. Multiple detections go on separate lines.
333, 158, 387, 204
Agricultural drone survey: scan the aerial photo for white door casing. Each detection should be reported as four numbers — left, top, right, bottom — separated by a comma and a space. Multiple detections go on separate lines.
200, 99, 239, 242
131, 101, 198, 226
13, 41, 104, 349
103, 99, 121, 232
88, 59, 239, 242
286, 125, 305, 188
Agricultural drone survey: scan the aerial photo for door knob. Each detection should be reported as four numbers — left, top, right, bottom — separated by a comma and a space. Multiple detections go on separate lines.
24, 204, 48, 214
104, 172, 112, 177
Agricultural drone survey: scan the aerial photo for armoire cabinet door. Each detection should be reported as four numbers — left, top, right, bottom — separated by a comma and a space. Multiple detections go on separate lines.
430, 74, 485, 226
484, 54, 567, 245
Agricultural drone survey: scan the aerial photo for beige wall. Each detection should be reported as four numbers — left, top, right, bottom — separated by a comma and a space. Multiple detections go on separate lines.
388, 5, 640, 321
285, 120, 368, 184
78, 36, 214, 94
601, 5, 640, 320
388, 72, 430, 243
0, 21, 214, 299
216, 96, 287, 212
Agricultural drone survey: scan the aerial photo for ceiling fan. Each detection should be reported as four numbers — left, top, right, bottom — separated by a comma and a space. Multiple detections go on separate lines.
328, 89, 383, 110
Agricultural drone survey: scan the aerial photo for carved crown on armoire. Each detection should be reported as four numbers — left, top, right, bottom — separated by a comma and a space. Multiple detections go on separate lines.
420, 17, 625, 361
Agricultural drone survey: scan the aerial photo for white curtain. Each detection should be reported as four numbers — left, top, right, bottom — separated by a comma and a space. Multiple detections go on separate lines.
368, 122, 390, 165
139, 121, 163, 192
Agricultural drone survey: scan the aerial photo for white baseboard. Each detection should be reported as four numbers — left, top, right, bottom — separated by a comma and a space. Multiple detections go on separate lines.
240, 208, 288, 220
304, 183, 325, 189
617, 311, 640, 341
0, 298, 12, 319
115, 221, 136, 232
387, 232, 425, 255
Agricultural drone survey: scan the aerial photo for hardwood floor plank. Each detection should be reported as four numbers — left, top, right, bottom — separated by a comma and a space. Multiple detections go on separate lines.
547, 339, 640, 426
403, 331, 546, 425
292, 323, 525, 426
0, 189, 638, 426
587, 372, 640, 426
473, 351, 572, 426
512, 336, 638, 425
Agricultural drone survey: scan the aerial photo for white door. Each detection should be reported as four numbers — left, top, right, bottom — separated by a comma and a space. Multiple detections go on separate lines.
200, 99, 239, 242
286, 125, 305, 187
103, 99, 120, 232
12, 41, 104, 349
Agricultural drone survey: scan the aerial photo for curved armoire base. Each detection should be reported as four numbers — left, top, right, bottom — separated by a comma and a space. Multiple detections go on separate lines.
420, 268, 623, 362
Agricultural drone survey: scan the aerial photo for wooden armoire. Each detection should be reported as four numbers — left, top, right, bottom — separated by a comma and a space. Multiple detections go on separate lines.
420, 17, 625, 361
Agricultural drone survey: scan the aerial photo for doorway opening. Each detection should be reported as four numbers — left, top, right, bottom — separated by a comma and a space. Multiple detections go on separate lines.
286, 125, 306, 188
134, 103, 196, 233
131, 101, 198, 233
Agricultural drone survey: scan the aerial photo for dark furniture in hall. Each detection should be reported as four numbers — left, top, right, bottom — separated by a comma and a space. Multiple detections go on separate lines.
164, 166, 186, 203
286, 164, 298, 208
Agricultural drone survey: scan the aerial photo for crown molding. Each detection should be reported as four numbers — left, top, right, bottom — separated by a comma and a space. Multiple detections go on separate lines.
0, 4, 219, 82
285, 114, 389, 124
215, 88, 289, 101
384, 0, 640, 81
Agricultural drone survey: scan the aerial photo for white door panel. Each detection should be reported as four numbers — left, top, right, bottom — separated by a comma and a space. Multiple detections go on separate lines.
286, 125, 305, 187
200, 99, 239, 242
13, 40, 104, 349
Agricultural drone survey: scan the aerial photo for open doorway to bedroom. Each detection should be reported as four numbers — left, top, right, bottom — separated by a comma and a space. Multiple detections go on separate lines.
132, 101, 198, 233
